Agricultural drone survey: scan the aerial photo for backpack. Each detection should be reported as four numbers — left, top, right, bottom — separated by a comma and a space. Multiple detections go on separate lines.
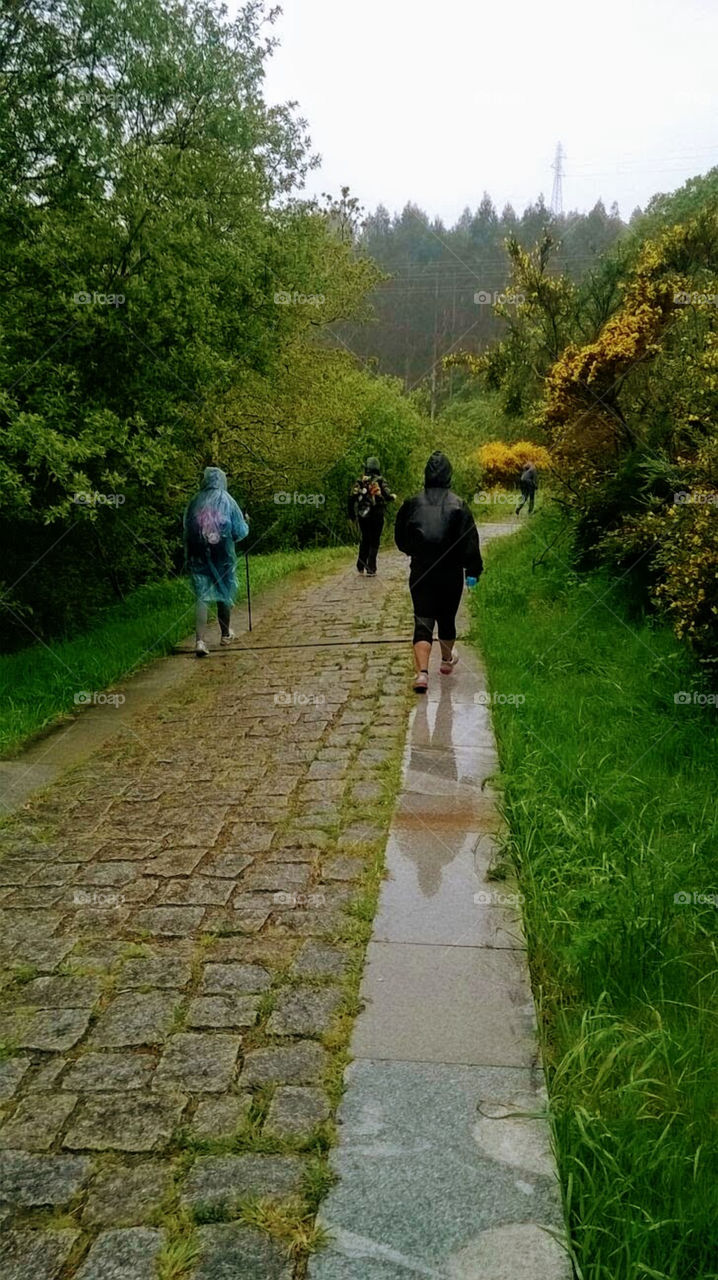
412, 492, 450, 545
195, 503, 224, 547
405, 491, 463, 562
354, 476, 383, 520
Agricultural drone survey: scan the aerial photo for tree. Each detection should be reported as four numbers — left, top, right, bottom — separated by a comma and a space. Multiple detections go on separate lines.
0, 0, 402, 645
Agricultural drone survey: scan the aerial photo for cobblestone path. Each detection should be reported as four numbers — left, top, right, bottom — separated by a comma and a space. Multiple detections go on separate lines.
0, 552, 415, 1280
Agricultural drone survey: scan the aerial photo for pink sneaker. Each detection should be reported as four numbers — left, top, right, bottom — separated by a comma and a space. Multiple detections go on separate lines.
440, 651, 459, 675
413, 670, 429, 694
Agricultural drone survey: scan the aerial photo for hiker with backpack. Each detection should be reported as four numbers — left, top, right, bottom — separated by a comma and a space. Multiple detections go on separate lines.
184, 466, 249, 657
395, 451, 483, 693
348, 457, 396, 576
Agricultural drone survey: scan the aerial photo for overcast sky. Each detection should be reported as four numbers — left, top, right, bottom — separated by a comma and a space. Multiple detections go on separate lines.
260, 0, 718, 225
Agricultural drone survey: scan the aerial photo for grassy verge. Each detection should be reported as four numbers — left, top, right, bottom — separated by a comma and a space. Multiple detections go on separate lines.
0, 546, 350, 757
470, 509, 718, 1280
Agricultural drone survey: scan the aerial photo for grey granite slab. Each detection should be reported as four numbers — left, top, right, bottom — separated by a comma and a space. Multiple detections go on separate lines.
372, 831, 524, 949
315, 575, 570, 1279
309, 1059, 569, 1280
351, 941, 536, 1067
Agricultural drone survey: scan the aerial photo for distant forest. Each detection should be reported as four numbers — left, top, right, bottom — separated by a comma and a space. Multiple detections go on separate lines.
338, 194, 631, 390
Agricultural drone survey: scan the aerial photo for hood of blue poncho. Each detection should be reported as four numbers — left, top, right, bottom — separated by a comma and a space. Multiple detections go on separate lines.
202, 467, 228, 491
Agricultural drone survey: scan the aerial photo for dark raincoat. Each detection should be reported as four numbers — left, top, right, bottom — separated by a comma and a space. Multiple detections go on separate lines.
394, 451, 483, 578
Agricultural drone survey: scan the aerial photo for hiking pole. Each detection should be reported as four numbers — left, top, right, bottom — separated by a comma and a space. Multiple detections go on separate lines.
244, 547, 252, 632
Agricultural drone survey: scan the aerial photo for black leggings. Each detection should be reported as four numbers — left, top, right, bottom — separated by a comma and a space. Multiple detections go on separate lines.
357, 510, 385, 573
410, 566, 463, 645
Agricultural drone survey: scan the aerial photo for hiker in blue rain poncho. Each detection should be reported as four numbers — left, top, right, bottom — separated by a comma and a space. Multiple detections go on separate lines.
184, 466, 249, 657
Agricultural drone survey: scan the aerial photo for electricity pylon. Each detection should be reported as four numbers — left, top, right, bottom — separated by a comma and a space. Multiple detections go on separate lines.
550, 142, 564, 217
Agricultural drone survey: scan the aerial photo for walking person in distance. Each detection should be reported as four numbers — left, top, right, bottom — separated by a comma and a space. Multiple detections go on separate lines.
516, 460, 538, 515
348, 457, 396, 576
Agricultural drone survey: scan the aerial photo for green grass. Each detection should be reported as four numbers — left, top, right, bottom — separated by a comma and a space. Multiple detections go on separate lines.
238, 1193, 330, 1258
0, 546, 350, 757
470, 509, 718, 1280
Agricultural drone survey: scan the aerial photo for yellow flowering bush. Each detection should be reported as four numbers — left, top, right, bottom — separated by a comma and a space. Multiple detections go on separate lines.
538, 207, 718, 651
475, 440, 551, 488
653, 499, 718, 647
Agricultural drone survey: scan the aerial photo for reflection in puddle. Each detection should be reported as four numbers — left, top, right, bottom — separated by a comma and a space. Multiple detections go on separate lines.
409, 682, 460, 779
394, 824, 463, 898
403, 684, 473, 896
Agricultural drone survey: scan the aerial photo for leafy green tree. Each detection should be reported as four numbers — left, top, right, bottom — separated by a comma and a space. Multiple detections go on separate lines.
0, 0, 397, 645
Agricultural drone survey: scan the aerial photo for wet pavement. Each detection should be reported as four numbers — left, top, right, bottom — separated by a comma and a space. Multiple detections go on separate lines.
0, 522, 569, 1279
0, 548, 413, 1279
311, 524, 573, 1280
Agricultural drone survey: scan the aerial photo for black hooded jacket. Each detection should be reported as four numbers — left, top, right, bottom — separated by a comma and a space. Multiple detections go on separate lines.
394, 452, 483, 577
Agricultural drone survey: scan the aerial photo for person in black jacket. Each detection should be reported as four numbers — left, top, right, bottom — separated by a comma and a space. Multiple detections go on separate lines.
395, 451, 483, 693
348, 457, 396, 576
516, 462, 538, 515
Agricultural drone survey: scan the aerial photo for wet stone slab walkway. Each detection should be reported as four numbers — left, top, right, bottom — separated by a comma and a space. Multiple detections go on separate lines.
311, 524, 573, 1280
0, 551, 415, 1280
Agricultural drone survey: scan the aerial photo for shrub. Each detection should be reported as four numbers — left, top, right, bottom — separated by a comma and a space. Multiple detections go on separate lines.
474, 440, 551, 488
